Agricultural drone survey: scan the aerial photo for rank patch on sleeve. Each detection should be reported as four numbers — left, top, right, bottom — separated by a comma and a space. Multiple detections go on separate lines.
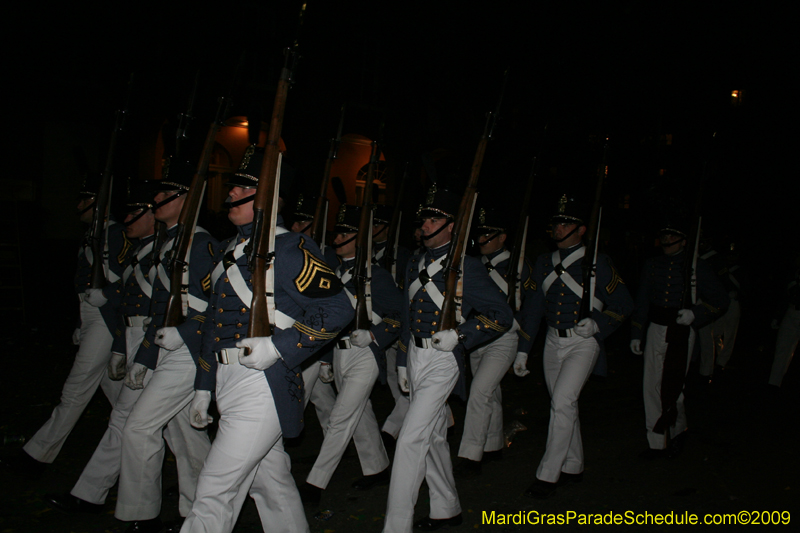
295, 238, 343, 297
605, 266, 624, 294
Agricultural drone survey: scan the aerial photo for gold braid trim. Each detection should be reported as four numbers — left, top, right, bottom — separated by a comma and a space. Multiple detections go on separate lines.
191, 315, 205, 323
201, 273, 212, 292
398, 340, 407, 353
477, 315, 508, 332
118, 233, 133, 264
701, 302, 720, 314
603, 309, 625, 322
293, 322, 338, 340
295, 237, 337, 293
142, 339, 151, 348
518, 328, 531, 341
605, 266, 624, 294
632, 321, 643, 330
383, 317, 401, 328
198, 358, 211, 372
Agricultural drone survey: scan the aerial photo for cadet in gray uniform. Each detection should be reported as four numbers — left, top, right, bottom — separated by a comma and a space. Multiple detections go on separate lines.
114, 159, 217, 533
519, 195, 633, 499
299, 204, 402, 505
383, 187, 513, 533
454, 207, 534, 477
630, 215, 728, 457
181, 146, 352, 533
2, 175, 132, 476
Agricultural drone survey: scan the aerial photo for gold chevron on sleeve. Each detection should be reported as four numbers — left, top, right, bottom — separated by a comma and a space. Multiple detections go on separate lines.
118, 234, 133, 264
525, 279, 536, 291
208, 242, 215, 257
191, 314, 206, 323
142, 339, 151, 349
477, 315, 508, 332
201, 273, 212, 292
295, 238, 337, 292
198, 358, 211, 372
518, 329, 531, 341
603, 309, 624, 322
398, 340, 407, 353
293, 322, 338, 340
606, 266, 624, 294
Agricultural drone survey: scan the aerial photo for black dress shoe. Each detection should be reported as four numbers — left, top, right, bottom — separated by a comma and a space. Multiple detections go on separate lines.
481, 450, 503, 464
525, 479, 557, 499
45, 492, 104, 514
352, 467, 391, 490
413, 513, 463, 530
298, 483, 323, 506
667, 431, 687, 459
0, 450, 46, 476
452, 458, 481, 479
124, 518, 165, 533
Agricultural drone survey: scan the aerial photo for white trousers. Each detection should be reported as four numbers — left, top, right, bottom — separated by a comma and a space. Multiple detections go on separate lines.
71, 326, 146, 504
770, 306, 800, 387
306, 345, 389, 488
116, 344, 211, 520
536, 331, 599, 483
699, 298, 741, 376
382, 344, 410, 438
181, 363, 309, 533
384, 345, 460, 533
24, 301, 123, 463
458, 331, 517, 461
301, 360, 337, 433
643, 323, 695, 449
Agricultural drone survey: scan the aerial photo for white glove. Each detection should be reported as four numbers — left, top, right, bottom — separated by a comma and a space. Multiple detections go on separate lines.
676, 309, 695, 326
72, 328, 81, 346
236, 336, 282, 371
630, 339, 643, 355
124, 363, 148, 390
108, 352, 127, 380
513, 352, 530, 377
155, 327, 185, 351
431, 329, 459, 352
84, 288, 108, 307
319, 362, 334, 383
350, 329, 373, 348
189, 390, 213, 429
398, 366, 409, 393
142, 316, 152, 332
574, 318, 599, 338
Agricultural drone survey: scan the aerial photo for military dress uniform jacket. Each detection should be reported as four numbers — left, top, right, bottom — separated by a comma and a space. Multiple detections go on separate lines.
631, 250, 729, 340
519, 243, 634, 351
478, 248, 535, 350
330, 257, 403, 384
133, 225, 218, 370
74, 220, 133, 331
398, 242, 514, 398
195, 221, 353, 439
374, 240, 412, 288
109, 234, 158, 355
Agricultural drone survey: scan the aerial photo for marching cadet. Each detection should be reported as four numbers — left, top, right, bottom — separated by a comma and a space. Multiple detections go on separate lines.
768, 253, 800, 388
113, 159, 216, 533
698, 239, 742, 382
453, 207, 534, 478
1, 174, 132, 475
384, 187, 513, 533
289, 193, 338, 435
45, 180, 161, 515
518, 195, 633, 499
180, 146, 352, 533
298, 205, 401, 507
630, 214, 728, 459
372, 204, 411, 286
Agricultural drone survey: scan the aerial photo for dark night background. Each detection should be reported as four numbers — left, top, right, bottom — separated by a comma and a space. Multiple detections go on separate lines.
1, 1, 798, 531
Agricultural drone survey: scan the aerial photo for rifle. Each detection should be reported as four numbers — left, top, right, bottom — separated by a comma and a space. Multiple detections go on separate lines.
682, 133, 715, 309
383, 161, 409, 280
175, 70, 200, 160
579, 137, 609, 321
246, 40, 301, 340
89, 74, 133, 289
310, 104, 346, 250
440, 70, 508, 332
506, 151, 540, 312
162, 77, 236, 327
353, 142, 380, 330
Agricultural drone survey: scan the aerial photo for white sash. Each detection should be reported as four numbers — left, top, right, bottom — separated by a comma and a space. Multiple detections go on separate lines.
482, 250, 511, 294
155, 227, 210, 315
542, 247, 602, 312
337, 265, 382, 325
81, 221, 120, 283
122, 241, 155, 298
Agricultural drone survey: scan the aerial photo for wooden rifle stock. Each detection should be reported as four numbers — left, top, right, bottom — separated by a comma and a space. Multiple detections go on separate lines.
507, 155, 539, 312
579, 137, 609, 320
90, 76, 133, 289
247, 51, 296, 340
310, 104, 346, 247
162, 89, 233, 327
353, 142, 380, 331
383, 161, 409, 276
440, 70, 508, 331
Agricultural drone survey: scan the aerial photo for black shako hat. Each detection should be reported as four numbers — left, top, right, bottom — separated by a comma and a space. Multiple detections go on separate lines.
550, 194, 588, 226
78, 173, 101, 199
373, 204, 392, 225
293, 193, 317, 221
156, 157, 193, 192
475, 206, 508, 233
227, 144, 295, 197
125, 178, 156, 213
334, 204, 362, 233
417, 184, 459, 219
